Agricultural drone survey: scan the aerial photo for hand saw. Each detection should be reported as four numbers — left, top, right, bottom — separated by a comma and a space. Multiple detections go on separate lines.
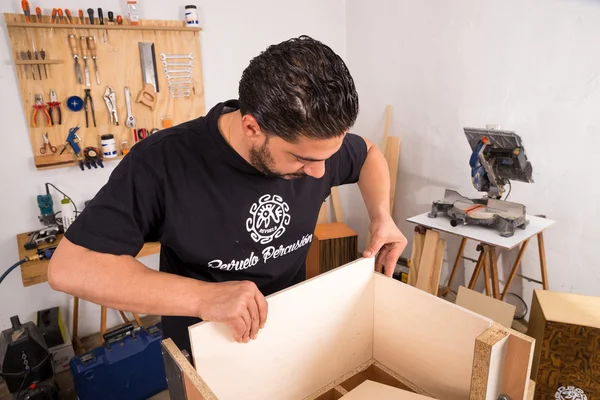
137, 42, 159, 110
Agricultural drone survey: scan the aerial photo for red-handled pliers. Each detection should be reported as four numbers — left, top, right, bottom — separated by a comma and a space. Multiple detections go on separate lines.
48, 89, 62, 125
32, 94, 52, 127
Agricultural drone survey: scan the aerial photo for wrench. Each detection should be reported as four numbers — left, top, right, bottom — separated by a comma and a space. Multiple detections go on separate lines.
168, 79, 192, 86
164, 68, 192, 74
124, 86, 136, 129
166, 73, 192, 80
160, 53, 194, 61
162, 60, 194, 67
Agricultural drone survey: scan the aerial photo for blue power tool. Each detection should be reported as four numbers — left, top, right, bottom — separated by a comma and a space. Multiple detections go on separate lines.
59, 125, 85, 170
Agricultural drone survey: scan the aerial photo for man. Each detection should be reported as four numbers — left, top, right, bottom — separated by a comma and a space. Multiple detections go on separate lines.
48, 36, 407, 356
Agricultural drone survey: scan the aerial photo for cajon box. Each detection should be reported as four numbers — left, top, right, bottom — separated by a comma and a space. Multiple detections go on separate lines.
306, 223, 358, 279
528, 290, 600, 399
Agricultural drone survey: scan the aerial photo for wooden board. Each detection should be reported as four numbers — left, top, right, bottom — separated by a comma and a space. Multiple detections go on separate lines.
4, 13, 205, 170
16, 231, 160, 286
414, 230, 440, 294
372, 273, 493, 400
471, 327, 509, 400
456, 286, 516, 328
341, 380, 432, 400
306, 223, 358, 279
407, 213, 555, 250
407, 231, 424, 286
501, 330, 534, 400
162, 338, 217, 400
189, 258, 376, 400
384, 136, 401, 214
330, 187, 344, 223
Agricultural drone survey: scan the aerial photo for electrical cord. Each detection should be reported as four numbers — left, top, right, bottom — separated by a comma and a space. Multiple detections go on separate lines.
0, 354, 51, 378
505, 292, 528, 320
504, 181, 512, 201
45, 182, 78, 216
15, 369, 30, 400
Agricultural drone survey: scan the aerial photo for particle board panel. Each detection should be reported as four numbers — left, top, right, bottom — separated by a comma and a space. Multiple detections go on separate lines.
4, 13, 205, 170
470, 326, 509, 400
341, 380, 432, 400
373, 273, 493, 400
189, 258, 376, 400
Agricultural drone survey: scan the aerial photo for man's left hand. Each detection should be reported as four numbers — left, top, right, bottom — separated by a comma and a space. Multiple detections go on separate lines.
363, 216, 408, 277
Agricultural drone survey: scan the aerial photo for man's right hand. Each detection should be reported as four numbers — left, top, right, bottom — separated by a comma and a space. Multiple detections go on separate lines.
196, 281, 268, 343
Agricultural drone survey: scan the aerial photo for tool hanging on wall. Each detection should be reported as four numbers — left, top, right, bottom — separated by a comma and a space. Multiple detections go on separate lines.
124, 86, 136, 129
83, 89, 96, 128
32, 94, 52, 127
35, 7, 42, 23
80, 36, 91, 87
51, 8, 57, 24
65, 9, 74, 24
87, 8, 95, 24
39, 133, 57, 154
66, 96, 84, 112
68, 34, 83, 84
59, 125, 86, 170
47, 89, 62, 125
33, 50, 42, 80
98, 8, 107, 42
83, 147, 104, 169
19, 51, 29, 79
21, 0, 30, 23
137, 42, 159, 110
57, 9, 64, 24
78, 9, 84, 24
103, 86, 119, 126
40, 49, 48, 79
26, 50, 35, 80
87, 36, 100, 84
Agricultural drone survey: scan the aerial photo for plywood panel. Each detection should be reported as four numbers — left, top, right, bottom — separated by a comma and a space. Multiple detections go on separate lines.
189, 258, 376, 400
373, 273, 493, 400
456, 286, 516, 328
5, 13, 205, 170
341, 380, 432, 400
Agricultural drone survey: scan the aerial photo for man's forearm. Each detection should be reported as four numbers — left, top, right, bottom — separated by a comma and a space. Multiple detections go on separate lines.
358, 139, 392, 222
48, 238, 205, 318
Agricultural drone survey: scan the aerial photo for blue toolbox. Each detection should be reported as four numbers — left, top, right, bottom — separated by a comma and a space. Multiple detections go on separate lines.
69, 322, 167, 400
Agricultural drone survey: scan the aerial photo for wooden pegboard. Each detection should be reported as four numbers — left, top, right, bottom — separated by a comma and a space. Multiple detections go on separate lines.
4, 13, 205, 170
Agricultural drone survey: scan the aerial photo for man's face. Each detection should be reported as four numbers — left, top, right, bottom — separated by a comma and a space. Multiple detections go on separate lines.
249, 133, 345, 180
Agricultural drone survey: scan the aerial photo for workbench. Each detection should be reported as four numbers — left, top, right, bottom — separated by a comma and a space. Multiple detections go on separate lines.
16, 231, 160, 287
407, 212, 555, 299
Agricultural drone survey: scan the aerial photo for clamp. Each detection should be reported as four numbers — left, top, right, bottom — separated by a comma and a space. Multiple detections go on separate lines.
103, 86, 119, 126
32, 94, 52, 127
84, 89, 96, 128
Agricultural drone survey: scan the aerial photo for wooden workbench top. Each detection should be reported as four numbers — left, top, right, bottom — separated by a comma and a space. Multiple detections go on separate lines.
16, 231, 160, 287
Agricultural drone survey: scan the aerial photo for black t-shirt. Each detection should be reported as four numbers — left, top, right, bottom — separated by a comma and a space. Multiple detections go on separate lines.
65, 99, 368, 354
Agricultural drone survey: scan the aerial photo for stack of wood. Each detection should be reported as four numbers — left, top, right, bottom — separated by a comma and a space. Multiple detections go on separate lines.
407, 226, 446, 296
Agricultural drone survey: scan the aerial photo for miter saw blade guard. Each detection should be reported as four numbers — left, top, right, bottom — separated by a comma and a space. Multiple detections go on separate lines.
428, 189, 528, 237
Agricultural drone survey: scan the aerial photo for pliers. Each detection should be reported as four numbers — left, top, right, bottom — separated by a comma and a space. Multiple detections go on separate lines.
103, 86, 119, 126
84, 89, 96, 128
32, 94, 52, 127
48, 89, 62, 125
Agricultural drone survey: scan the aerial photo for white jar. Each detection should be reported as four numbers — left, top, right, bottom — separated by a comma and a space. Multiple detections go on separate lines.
185, 5, 199, 27
101, 134, 118, 158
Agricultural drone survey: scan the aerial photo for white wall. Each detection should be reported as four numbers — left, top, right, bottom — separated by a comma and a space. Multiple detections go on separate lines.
0, 0, 346, 335
344, 0, 600, 315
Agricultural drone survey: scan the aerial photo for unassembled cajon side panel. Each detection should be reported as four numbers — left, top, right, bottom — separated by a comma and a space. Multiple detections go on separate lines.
189, 258, 376, 400
161, 338, 216, 400
341, 380, 432, 400
470, 327, 509, 400
501, 330, 534, 400
373, 273, 493, 400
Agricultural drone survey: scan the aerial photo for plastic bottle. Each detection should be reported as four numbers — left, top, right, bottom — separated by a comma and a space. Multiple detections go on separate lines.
185, 5, 199, 27
101, 134, 118, 158
127, 0, 139, 26
60, 196, 75, 231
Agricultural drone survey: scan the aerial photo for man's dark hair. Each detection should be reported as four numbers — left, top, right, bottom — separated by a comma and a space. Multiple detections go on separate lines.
238, 35, 359, 142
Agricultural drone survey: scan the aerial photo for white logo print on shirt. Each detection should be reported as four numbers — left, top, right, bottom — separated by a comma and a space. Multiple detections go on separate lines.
555, 386, 587, 400
246, 194, 291, 244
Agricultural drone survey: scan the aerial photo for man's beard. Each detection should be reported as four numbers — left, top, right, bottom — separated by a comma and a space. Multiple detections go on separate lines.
249, 138, 307, 180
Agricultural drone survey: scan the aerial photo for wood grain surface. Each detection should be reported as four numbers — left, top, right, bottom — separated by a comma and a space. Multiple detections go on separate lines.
5, 13, 205, 170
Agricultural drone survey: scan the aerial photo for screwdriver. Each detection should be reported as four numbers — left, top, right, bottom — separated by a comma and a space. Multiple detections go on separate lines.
87, 8, 95, 25
35, 7, 42, 23
57, 9, 64, 24
65, 9, 73, 24
78, 9, 84, 24
87, 36, 100, 85
21, 0, 31, 23
51, 8, 57, 24
116, 15, 123, 25
98, 8, 104, 25
108, 11, 114, 25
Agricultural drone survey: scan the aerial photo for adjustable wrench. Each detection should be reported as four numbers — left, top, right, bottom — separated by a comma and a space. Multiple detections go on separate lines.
124, 86, 136, 129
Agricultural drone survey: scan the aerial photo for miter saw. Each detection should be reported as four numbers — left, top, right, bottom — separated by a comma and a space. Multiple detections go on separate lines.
428, 127, 534, 237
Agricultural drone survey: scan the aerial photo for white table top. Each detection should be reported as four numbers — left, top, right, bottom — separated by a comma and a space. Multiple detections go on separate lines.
407, 212, 555, 250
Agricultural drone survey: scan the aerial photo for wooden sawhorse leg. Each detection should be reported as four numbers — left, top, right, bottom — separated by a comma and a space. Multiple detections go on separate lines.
538, 232, 549, 290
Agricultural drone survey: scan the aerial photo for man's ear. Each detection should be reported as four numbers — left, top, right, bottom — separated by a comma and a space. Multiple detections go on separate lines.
241, 114, 264, 142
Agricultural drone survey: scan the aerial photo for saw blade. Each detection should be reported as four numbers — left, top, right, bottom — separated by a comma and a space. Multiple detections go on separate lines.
139, 42, 159, 93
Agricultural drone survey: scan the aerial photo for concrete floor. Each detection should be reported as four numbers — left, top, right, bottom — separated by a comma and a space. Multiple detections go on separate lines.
0, 315, 170, 400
